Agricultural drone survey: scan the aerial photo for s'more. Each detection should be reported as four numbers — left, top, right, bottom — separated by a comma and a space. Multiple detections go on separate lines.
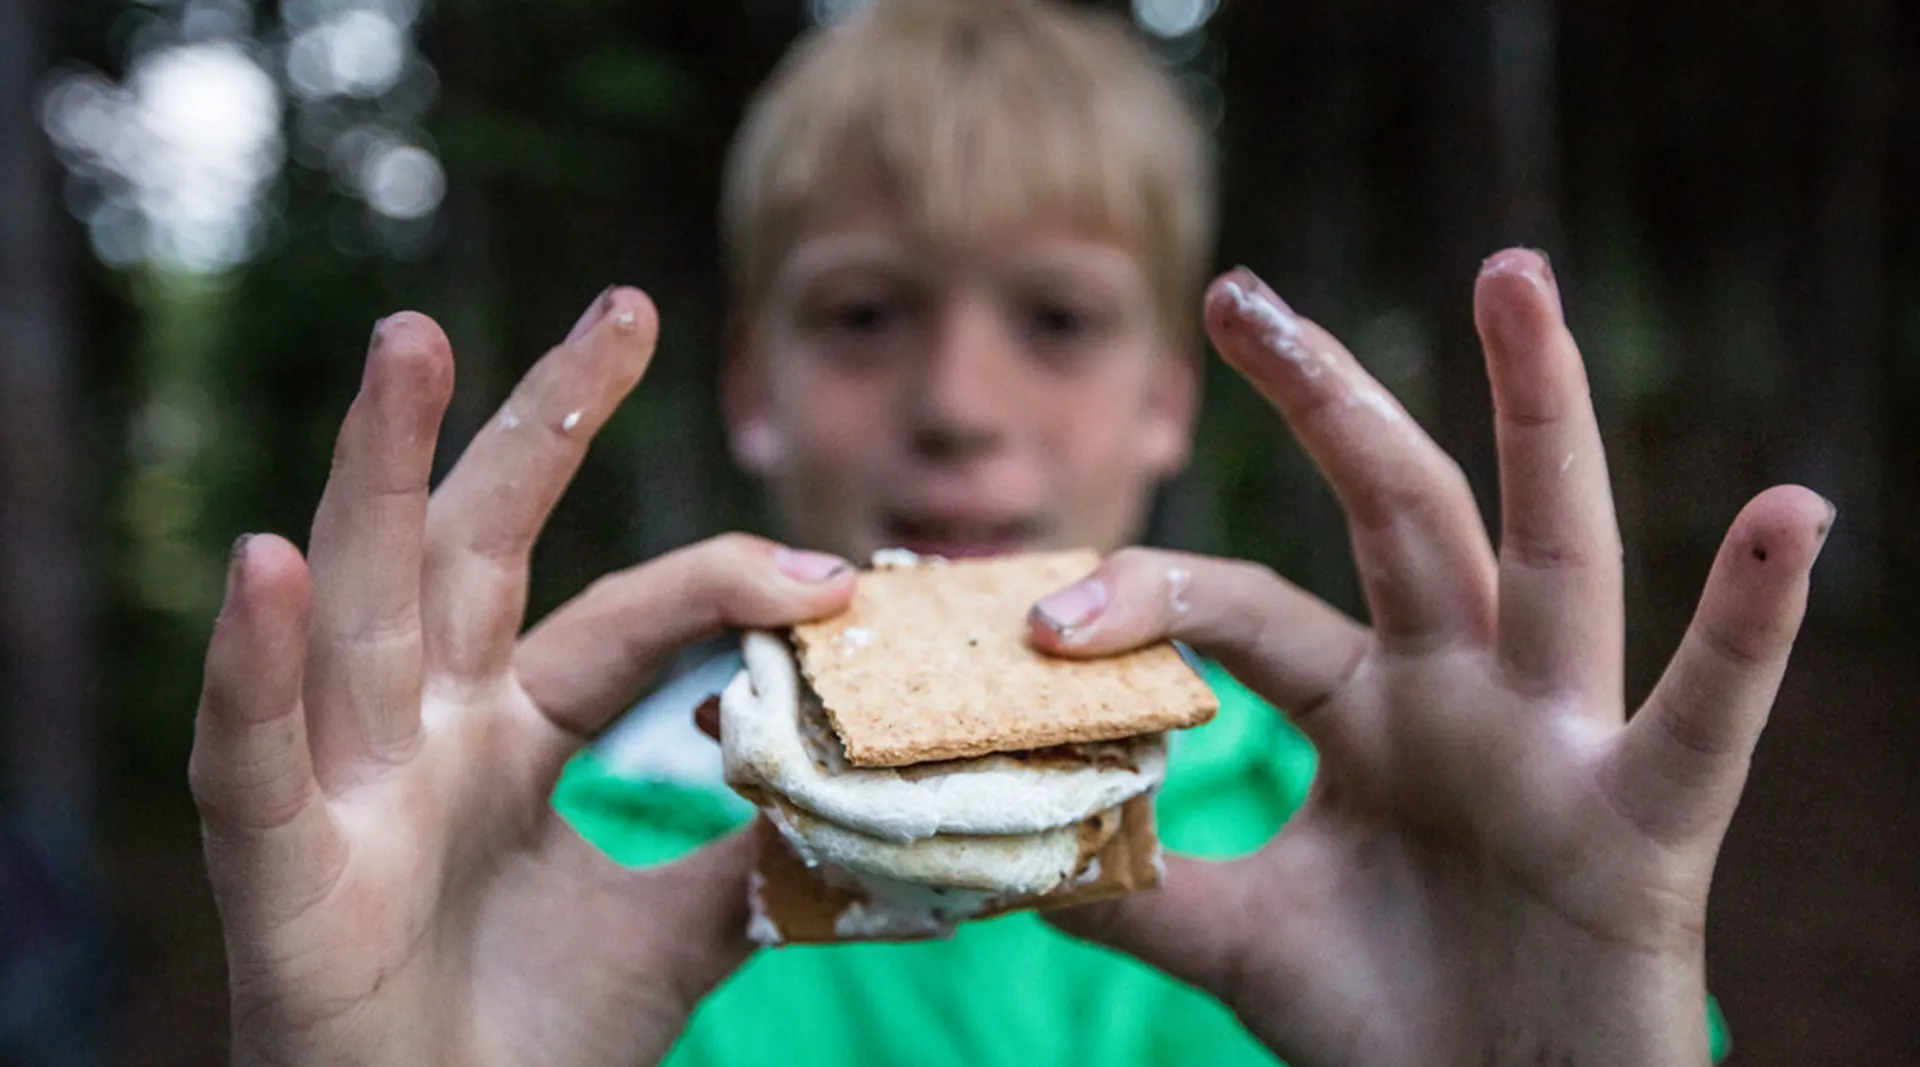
718, 548, 1219, 945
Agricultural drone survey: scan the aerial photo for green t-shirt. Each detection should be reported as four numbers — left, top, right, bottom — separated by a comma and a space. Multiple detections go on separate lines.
552, 658, 1730, 1066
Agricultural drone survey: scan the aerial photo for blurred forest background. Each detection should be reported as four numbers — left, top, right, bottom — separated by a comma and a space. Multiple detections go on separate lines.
2, 0, 1917, 1064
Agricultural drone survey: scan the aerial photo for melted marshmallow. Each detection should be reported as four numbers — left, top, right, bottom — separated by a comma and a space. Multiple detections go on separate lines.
767, 798, 1103, 895
720, 631, 1164, 843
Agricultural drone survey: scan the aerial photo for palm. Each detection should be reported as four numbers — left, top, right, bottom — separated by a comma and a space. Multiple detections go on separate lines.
1231, 660, 1697, 1066
1036, 251, 1828, 1067
215, 697, 688, 1067
193, 292, 852, 1067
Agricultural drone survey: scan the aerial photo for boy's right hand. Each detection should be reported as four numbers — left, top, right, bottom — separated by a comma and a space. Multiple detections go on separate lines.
1029, 250, 1828, 1067
192, 289, 855, 1067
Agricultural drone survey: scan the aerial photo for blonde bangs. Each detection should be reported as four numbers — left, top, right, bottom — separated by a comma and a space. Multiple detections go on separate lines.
724, 0, 1216, 340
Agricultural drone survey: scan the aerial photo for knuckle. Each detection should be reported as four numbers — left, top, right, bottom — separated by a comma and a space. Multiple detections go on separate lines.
1356, 476, 1446, 532
1228, 557, 1283, 591
1213, 561, 1281, 632
1103, 544, 1164, 577
1338, 449, 1469, 533
187, 750, 310, 835
1502, 534, 1594, 572
1289, 380, 1352, 430
1653, 700, 1738, 760
705, 531, 771, 562
1696, 617, 1771, 670
664, 537, 764, 618
1496, 404, 1563, 430
185, 745, 223, 815
1437, 453, 1477, 499
695, 534, 778, 596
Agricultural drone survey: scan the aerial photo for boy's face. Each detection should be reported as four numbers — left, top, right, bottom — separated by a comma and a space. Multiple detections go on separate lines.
725, 199, 1198, 562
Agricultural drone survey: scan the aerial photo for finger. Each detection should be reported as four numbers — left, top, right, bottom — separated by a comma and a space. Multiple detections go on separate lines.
533, 829, 756, 1028
1206, 269, 1497, 644
1609, 486, 1832, 843
1047, 854, 1260, 1008
190, 536, 344, 924
303, 314, 454, 783
514, 535, 853, 759
1028, 547, 1370, 753
632, 829, 760, 1010
1475, 249, 1623, 702
424, 287, 658, 681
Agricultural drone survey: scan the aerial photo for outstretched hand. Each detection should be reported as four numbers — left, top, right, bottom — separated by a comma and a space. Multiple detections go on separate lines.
1029, 249, 1829, 1067
191, 290, 855, 1067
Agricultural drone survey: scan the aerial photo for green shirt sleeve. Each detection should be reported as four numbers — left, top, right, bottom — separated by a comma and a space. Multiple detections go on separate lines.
550, 657, 1729, 1066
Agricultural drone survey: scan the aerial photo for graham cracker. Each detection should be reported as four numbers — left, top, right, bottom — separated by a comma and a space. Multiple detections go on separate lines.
791, 550, 1217, 767
750, 794, 1161, 946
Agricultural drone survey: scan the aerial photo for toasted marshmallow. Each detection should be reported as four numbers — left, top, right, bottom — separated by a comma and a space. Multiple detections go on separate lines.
721, 631, 1164, 845
763, 797, 1118, 895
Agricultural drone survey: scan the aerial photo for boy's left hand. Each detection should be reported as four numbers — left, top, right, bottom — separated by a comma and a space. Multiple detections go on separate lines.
1028, 249, 1829, 1067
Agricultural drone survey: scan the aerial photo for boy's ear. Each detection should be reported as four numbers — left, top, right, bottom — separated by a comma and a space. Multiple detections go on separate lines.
1138, 342, 1201, 479
721, 329, 786, 476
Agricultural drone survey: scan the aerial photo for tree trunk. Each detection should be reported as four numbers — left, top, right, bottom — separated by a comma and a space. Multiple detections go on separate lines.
0, 1, 109, 1063
0, 0, 97, 873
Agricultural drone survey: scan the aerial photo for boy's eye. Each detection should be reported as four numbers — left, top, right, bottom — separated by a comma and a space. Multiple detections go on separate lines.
809, 296, 909, 338
1027, 303, 1089, 339
831, 301, 892, 332
1020, 299, 1113, 364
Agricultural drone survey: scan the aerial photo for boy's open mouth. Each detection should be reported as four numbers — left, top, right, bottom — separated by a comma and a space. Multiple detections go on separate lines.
881, 513, 1044, 559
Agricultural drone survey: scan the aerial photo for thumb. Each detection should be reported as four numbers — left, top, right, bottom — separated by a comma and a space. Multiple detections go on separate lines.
620, 828, 761, 1010
1045, 852, 1255, 1000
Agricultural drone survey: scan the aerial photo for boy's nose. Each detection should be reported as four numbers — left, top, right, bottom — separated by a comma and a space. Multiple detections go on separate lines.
908, 301, 1018, 461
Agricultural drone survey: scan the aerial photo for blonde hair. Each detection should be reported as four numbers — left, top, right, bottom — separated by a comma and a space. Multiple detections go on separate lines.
721, 0, 1217, 342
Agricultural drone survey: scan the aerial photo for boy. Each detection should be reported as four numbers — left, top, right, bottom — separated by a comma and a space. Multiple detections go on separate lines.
554, 2, 1307, 1064
192, 1, 1823, 1064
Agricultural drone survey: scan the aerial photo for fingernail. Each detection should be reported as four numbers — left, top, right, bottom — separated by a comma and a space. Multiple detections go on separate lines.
1527, 247, 1556, 284
1531, 248, 1564, 318
566, 287, 615, 343
362, 318, 389, 385
774, 546, 851, 583
1219, 271, 1313, 370
223, 534, 253, 609
1032, 578, 1109, 635
1481, 248, 1563, 320
1234, 268, 1294, 315
1818, 495, 1838, 547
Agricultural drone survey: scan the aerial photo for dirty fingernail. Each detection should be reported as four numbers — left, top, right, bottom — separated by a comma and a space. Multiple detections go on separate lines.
566, 287, 615, 343
775, 546, 851, 583
1218, 271, 1317, 371
1530, 247, 1564, 318
222, 534, 254, 611
1032, 578, 1109, 635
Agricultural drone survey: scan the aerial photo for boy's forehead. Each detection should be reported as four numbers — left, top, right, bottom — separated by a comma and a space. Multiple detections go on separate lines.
776, 196, 1149, 285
